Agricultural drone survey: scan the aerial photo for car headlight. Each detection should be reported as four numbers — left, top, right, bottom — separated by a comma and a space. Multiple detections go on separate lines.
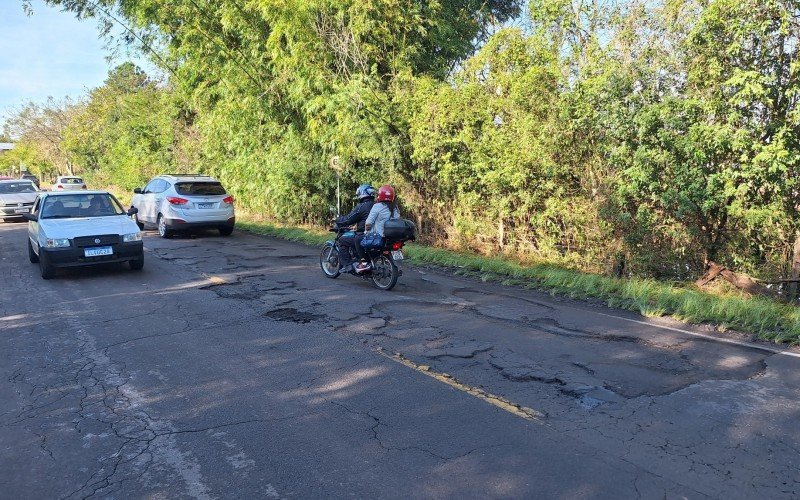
123, 232, 142, 242
45, 238, 70, 248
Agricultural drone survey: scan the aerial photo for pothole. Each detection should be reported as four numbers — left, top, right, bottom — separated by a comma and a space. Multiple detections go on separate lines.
201, 282, 263, 300
264, 308, 326, 324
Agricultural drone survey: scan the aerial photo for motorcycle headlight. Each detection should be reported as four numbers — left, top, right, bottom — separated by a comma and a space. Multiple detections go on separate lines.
45, 238, 70, 248
123, 232, 143, 243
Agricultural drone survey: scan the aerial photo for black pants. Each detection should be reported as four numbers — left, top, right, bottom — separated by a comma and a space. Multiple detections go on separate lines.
338, 234, 358, 266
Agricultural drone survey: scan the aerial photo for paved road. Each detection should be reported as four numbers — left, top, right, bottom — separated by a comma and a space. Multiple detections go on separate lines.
1, 221, 798, 499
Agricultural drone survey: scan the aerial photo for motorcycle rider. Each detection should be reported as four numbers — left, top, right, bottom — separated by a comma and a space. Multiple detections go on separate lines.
335, 184, 376, 273
354, 184, 400, 273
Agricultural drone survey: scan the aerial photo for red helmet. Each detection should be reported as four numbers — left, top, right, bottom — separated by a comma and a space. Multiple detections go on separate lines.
376, 184, 395, 202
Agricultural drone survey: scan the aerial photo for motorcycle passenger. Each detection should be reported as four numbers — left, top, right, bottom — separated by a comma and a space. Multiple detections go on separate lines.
335, 184, 376, 273
354, 184, 400, 273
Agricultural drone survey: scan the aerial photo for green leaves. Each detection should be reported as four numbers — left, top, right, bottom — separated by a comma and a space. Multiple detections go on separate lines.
21, 0, 800, 284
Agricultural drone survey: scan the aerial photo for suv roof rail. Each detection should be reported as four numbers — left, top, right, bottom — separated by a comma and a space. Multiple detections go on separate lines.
161, 173, 213, 178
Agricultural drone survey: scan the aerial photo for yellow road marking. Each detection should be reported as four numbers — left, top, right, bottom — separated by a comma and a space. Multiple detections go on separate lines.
375, 348, 544, 422
203, 274, 227, 285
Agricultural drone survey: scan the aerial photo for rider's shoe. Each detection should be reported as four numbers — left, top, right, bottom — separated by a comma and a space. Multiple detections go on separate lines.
354, 262, 371, 273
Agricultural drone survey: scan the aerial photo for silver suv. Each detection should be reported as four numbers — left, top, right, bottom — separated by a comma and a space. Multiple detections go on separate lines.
131, 174, 235, 238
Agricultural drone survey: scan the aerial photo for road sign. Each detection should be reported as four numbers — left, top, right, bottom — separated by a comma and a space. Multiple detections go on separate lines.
329, 155, 342, 173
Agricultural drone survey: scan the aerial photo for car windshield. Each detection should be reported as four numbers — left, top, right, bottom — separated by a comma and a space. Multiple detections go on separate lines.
175, 182, 226, 196
40, 193, 125, 219
0, 182, 37, 194
60, 177, 84, 184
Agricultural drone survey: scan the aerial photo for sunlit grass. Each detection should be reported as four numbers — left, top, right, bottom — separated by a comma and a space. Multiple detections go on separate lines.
238, 216, 800, 345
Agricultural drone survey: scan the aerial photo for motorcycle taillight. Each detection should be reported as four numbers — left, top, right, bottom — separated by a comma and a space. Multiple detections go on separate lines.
391, 241, 404, 251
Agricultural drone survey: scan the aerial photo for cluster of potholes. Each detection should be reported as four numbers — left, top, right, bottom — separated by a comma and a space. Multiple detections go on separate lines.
147, 241, 800, 497
191, 258, 771, 414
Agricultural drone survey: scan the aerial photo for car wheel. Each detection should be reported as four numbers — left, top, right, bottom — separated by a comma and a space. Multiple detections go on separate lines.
134, 211, 145, 230
28, 239, 39, 263
219, 226, 234, 236
39, 251, 55, 280
157, 214, 173, 239
129, 254, 144, 271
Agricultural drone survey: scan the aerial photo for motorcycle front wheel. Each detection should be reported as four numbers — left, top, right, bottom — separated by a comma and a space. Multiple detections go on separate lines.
370, 254, 399, 290
320, 244, 341, 278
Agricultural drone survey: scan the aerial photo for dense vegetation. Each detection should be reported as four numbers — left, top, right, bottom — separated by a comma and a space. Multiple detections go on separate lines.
6, 0, 800, 287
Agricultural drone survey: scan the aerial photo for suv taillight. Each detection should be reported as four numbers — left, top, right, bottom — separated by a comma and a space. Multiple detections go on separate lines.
166, 196, 189, 205
223, 196, 234, 204
56, 185, 62, 189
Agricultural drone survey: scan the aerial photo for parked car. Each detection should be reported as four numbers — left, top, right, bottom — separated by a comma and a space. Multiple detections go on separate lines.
130, 174, 235, 238
0, 179, 39, 222
20, 173, 40, 188
24, 191, 143, 279
52, 176, 87, 191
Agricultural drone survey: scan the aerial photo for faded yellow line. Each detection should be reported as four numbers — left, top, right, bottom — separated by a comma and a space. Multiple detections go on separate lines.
203, 274, 227, 285
375, 348, 544, 422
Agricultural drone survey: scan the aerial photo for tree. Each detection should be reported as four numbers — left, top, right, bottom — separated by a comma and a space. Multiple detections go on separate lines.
5, 97, 82, 177
63, 63, 185, 189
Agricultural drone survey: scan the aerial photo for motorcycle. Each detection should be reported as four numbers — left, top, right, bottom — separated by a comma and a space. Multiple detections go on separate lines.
319, 220, 416, 291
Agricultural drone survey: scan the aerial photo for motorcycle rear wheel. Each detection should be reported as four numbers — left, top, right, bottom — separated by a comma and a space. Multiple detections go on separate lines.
320, 244, 340, 278
370, 254, 399, 290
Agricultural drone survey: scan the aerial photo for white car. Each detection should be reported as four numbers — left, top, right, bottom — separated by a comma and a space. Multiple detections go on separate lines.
52, 176, 87, 191
0, 179, 38, 221
25, 191, 143, 279
130, 174, 235, 238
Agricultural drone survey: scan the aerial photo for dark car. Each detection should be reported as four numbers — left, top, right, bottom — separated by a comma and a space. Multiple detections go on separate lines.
20, 173, 40, 189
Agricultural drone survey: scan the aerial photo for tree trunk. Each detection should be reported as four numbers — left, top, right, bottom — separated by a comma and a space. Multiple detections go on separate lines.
788, 229, 800, 300
696, 261, 778, 298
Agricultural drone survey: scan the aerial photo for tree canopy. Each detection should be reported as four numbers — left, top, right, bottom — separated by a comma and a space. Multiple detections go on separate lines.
14, 0, 800, 283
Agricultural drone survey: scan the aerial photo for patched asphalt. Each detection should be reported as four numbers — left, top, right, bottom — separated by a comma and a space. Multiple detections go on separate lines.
1, 221, 798, 498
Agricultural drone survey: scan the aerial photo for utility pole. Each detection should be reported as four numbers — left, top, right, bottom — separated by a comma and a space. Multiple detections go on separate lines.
329, 155, 342, 216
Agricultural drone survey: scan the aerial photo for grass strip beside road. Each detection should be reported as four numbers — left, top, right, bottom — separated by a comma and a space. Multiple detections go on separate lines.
237, 218, 800, 345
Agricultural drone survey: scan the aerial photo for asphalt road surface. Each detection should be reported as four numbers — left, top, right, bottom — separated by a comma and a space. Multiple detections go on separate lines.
1, 221, 799, 499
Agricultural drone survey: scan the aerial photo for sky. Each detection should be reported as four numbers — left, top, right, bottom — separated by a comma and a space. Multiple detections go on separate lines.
0, 0, 151, 131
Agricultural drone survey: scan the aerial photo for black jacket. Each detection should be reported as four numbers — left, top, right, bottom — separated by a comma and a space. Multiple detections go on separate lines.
336, 199, 375, 232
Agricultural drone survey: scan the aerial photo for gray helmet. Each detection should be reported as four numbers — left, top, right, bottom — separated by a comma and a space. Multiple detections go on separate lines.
355, 183, 376, 200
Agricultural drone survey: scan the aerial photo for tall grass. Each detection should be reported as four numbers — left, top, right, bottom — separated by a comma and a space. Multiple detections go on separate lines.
237, 216, 800, 344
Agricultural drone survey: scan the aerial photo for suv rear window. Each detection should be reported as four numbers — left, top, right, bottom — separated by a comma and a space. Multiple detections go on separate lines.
61, 177, 84, 184
174, 182, 226, 196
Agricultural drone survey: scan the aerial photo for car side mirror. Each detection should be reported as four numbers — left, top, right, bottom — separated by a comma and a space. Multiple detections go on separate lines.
127, 207, 139, 216
133, 187, 143, 194
23, 213, 37, 222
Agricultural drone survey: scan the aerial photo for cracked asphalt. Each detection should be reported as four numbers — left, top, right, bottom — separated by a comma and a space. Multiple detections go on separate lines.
1, 221, 799, 499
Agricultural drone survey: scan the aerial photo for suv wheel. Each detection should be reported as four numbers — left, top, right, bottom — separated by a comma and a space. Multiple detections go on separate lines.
157, 215, 173, 239
134, 211, 145, 230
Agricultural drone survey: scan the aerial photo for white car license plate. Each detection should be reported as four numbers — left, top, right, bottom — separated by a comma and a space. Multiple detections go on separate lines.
84, 246, 113, 257
391, 250, 404, 260
14, 208, 29, 213
197, 202, 214, 209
